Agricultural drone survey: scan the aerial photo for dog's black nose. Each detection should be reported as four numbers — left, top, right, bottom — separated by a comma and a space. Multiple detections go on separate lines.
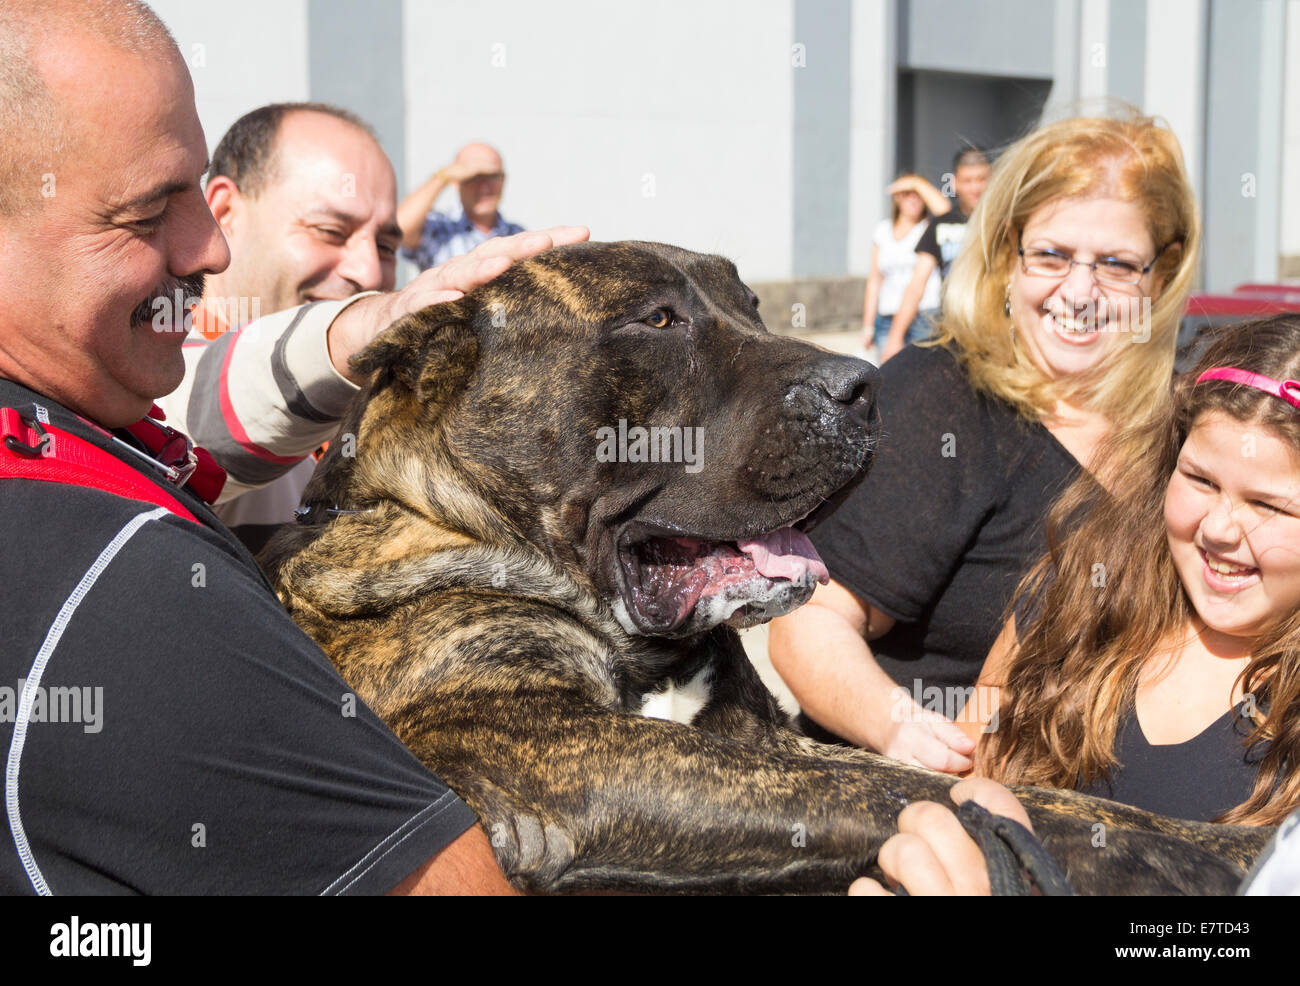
809, 355, 877, 407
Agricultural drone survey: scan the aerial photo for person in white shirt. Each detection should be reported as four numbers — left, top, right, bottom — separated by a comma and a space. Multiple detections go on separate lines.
861, 174, 949, 364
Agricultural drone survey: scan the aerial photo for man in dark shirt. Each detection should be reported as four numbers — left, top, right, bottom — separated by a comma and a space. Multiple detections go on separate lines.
0, 0, 583, 894
880, 147, 991, 363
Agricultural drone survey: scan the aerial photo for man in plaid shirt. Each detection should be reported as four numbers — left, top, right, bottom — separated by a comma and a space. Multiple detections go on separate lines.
398, 142, 525, 271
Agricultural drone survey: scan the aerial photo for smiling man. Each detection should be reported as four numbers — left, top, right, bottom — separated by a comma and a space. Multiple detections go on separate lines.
0, 6, 228, 428
0, 0, 584, 895
175, 103, 404, 552
205, 104, 401, 318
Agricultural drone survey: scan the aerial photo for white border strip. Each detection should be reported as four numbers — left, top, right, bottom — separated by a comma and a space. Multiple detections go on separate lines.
5, 506, 168, 895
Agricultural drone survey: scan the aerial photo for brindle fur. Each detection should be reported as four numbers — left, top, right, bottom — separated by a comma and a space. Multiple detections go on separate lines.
263, 241, 1272, 894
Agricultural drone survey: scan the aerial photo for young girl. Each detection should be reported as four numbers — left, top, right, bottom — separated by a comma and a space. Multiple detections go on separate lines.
967, 313, 1300, 827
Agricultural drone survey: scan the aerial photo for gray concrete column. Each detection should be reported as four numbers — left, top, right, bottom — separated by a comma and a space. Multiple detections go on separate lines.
308, 0, 407, 193
1107, 0, 1146, 110
1203, 0, 1285, 290
793, 0, 853, 276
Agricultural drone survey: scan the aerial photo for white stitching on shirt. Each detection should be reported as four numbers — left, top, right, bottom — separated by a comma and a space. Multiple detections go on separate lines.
4, 507, 169, 895
320, 789, 464, 895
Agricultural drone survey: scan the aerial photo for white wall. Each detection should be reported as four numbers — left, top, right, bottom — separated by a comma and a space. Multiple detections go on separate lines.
1282, 0, 1300, 259
1144, 0, 1204, 197
1076, 0, 1109, 102
151, 0, 311, 160
401, 0, 796, 281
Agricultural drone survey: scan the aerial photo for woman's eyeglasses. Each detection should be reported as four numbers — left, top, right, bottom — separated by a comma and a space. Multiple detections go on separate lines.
1018, 242, 1171, 286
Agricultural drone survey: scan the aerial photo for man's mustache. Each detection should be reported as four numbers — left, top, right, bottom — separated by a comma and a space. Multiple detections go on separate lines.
130, 273, 207, 329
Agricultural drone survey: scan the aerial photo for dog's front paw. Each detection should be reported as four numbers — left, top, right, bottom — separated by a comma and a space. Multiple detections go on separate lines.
482, 812, 577, 893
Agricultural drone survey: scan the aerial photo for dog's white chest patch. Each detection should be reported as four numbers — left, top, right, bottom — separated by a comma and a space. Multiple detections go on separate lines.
637, 665, 713, 724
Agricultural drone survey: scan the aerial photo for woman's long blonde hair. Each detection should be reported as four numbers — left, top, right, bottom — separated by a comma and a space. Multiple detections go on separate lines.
932, 110, 1200, 423
980, 315, 1300, 826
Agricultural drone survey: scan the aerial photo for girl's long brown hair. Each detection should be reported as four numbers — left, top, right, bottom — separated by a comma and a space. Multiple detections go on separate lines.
979, 313, 1300, 825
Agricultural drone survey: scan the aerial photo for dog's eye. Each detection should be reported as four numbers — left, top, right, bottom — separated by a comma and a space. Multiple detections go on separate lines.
644, 309, 674, 329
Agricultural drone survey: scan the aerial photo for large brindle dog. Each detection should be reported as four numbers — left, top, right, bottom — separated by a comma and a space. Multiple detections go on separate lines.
263, 241, 1271, 894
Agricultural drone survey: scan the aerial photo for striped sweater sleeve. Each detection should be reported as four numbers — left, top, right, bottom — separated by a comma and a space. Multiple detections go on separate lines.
159, 295, 372, 503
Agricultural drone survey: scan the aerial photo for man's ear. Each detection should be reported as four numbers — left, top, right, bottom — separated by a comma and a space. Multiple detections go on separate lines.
205, 175, 242, 237
350, 299, 479, 408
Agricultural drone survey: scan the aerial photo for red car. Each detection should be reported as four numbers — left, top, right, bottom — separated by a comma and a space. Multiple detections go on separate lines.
1177, 283, 1300, 371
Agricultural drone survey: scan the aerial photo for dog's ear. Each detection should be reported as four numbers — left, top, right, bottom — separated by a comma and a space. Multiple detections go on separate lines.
350, 298, 479, 407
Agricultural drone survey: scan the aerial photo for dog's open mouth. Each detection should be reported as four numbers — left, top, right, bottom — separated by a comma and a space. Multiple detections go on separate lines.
613, 526, 829, 636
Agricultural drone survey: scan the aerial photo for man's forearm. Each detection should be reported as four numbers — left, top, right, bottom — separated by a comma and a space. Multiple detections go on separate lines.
389, 824, 521, 895
161, 297, 368, 502
166, 228, 591, 502
398, 173, 451, 248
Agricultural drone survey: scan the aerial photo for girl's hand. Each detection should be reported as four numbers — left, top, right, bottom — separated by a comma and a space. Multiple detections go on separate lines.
849, 778, 1033, 896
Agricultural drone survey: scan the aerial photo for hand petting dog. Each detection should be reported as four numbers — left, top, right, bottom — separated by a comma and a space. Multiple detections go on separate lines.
327, 225, 591, 383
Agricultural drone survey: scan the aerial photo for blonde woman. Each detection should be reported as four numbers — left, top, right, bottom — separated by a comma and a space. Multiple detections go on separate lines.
770, 112, 1200, 772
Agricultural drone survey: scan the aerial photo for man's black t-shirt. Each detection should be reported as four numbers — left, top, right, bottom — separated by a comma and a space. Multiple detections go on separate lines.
0, 379, 477, 894
803, 344, 1080, 740
915, 210, 970, 279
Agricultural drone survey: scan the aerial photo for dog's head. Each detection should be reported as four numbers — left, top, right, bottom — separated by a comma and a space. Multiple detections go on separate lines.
320, 241, 878, 638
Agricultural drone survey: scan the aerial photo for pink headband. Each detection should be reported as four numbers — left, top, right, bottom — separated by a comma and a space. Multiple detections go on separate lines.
1195, 367, 1300, 410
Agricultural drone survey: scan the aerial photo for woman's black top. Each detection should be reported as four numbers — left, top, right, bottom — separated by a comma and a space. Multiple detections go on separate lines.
802, 343, 1080, 741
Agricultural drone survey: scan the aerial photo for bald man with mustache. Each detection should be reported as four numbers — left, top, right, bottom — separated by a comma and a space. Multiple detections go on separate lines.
0, 0, 585, 895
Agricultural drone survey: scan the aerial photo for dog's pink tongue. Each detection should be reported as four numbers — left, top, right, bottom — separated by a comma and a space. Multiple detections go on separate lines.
737, 528, 828, 585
